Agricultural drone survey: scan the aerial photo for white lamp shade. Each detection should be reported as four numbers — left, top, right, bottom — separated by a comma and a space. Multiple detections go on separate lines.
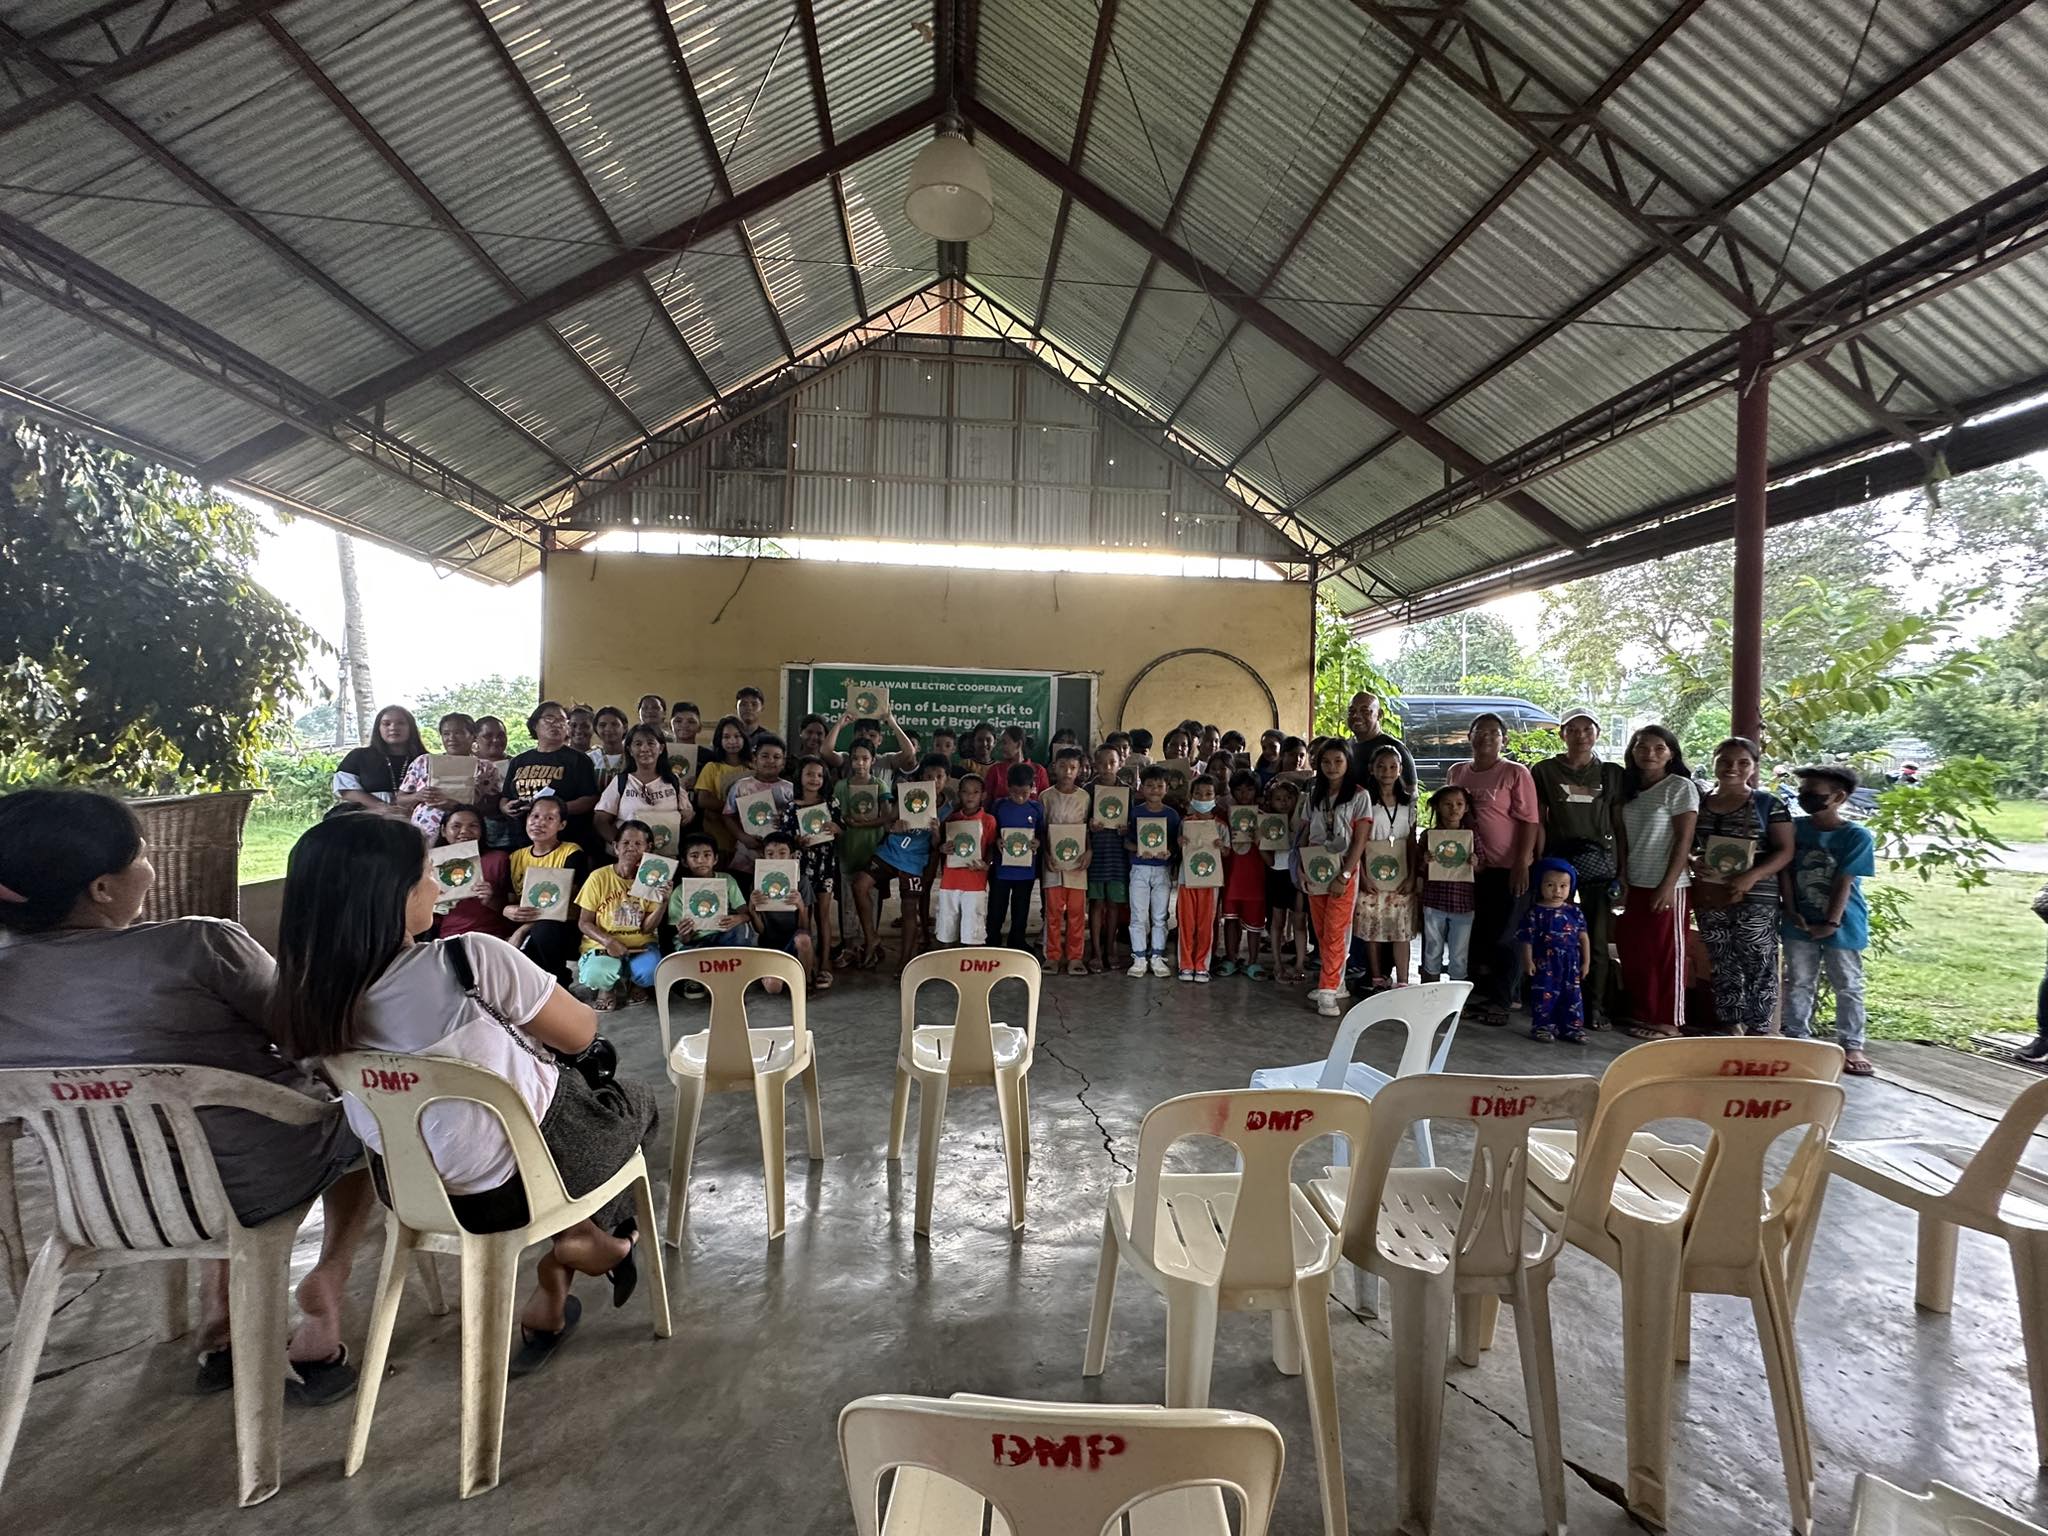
904, 131, 994, 240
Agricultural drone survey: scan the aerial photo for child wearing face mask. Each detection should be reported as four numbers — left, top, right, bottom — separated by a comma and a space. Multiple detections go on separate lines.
1779, 764, 1876, 1076
1176, 774, 1224, 982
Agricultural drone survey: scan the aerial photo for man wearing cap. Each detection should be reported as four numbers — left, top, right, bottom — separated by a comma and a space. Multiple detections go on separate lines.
1530, 709, 1625, 1027
1345, 691, 1416, 793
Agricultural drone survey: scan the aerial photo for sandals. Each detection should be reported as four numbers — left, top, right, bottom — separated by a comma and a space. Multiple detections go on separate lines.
1843, 1054, 1877, 1077
831, 945, 859, 969
593, 989, 621, 1013
863, 945, 885, 971
286, 1346, 358, 1408
607, 1218, 639, 1308
1625, 1023, 1683, 1042
814, 968, 835, 991
509, 1295, 582, 1378
1242, 963, 1268, 980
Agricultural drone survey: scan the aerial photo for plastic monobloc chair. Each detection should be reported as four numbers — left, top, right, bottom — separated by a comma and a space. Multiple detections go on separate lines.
1533, 1075, 1846, 1534
1829, 1075, 2048, 1468
840, 1392, 1286, 1536
654, 947, 823, 1242
1848, 1473, 2048, 1535
0, 1064, 331, 1507
335, 1050, 672, 1499
0, 1119, 25, 1299
1084, 1088, 1366, 1536
1305, 1072, 1599, 1536
888, 947, 1040, 1235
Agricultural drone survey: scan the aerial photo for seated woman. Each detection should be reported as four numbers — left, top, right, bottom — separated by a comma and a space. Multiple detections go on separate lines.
0, 790, 367, 1402
432, 806, 513, 941
271, 812, 654, 1369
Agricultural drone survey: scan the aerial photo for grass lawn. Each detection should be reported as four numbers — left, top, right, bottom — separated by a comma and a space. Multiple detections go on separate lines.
1865, 867, 2041, 1047
1983, 796, 2048, 846
240, 813, 309, 883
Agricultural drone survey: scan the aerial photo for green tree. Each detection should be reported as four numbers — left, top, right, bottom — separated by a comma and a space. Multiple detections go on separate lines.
1313, 599, 1402, 738
1910, 462, 2048, 598
1386, 612, 1524, 692
1, 414, 318, 790
413, 675, 540, 751
1905, 592, 2048, 789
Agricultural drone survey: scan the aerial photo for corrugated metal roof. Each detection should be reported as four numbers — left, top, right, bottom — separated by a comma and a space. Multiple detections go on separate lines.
2, 0, 2044, 600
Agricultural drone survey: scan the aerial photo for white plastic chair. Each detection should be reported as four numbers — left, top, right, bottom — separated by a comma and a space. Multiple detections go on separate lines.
0, 1064, 332, 1507
1083, 1088, 1366, 1536
840, 1392, 1285, 1536
1305, 1072, 1600, 1536
888, 948, 1040, 1235
1828, 1075, 2048, 1468
654, 947, 823, 1242
1534, 1075, 1846, 1533
334, 1050, 672, 1499
1248, 981, 1471, 1167
1848, 1473, 2048, 1535
0, 1119, 25, 1300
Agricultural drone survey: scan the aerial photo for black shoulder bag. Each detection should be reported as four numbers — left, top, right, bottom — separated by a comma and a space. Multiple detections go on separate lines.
445, 934, 618, 1089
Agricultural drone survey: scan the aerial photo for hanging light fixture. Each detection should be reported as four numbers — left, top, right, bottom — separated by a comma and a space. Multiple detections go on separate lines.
904, 122, 993, 240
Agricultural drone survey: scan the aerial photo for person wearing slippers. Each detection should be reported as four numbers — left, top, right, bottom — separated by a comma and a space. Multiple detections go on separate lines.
0, 790, 371, 1406
1778, 764, 1878, 1077
1613, 725, 1700, 1042
272, 814, 659, 1378
1447, 713, 1539, 1026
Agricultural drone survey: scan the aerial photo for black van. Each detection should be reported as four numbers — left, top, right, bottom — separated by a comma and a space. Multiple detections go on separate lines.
1392, 694, 1563, 787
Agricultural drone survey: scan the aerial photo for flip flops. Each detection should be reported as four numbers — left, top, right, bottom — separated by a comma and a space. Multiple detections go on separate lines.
285, 1347, 358, 1407
509, 1295, 582, 1378
607, 1217, 639, 1308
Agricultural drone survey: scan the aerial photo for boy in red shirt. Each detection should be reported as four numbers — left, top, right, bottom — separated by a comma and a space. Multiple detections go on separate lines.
934, 773, 997, 946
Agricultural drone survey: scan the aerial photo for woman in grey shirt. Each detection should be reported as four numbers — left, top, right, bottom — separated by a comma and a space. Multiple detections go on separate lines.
0, 790, 366, 1403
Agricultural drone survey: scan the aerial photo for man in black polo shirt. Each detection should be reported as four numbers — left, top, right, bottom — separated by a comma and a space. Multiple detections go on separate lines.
1346, 691, 1416, 790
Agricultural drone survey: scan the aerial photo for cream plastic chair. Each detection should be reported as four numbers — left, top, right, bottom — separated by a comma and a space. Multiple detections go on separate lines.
1534, 1075, 1846, 1533
0, 1064, 330, 1507
1306, 1072, 1600, 1536
1848, 1473, 2048, 1535
840, 1392, 1286, 1536
654, 947, 823, 1242
888, 948, 1040, 1235
1083, 1088, 1366, 1536
1828, 1076, 2048, 1467
335, 1050, 672, 1499
1249, 981, 1472, 1167
0, 1120, 26, 1299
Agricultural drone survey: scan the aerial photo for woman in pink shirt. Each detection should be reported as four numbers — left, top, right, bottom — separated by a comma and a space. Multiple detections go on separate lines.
1446, 712, 1539, 1024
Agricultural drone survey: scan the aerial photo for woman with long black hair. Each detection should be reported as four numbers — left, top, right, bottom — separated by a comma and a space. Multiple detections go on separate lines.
271, 813, 655, 1371
1299, 739, 1373, 1017
333, 704, 432, 813
1614, 723, 1701, 1040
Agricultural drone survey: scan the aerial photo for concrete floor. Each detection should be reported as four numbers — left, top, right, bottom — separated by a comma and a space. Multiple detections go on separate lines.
4, 965, 2045, 1536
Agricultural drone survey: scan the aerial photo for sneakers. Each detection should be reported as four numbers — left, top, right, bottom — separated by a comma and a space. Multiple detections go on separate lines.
1194, 971, 1210, 984
1127, 958, 1149, 977
1177, 968, 1195, 982
1149, 955, 1172, 977
1314, 990, 1343, 1017
2018, 1035, 2048, 1064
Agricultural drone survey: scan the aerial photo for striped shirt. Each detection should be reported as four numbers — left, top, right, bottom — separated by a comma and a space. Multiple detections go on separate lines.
1621, 774, 1700, 889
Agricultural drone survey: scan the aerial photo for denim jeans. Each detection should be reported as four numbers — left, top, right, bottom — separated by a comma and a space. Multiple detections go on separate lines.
1421, 908, 1473, 980
1780, 937, 1866, 1051
1129, 863, 1172, 957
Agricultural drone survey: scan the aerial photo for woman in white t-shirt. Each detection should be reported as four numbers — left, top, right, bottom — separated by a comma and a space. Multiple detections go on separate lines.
272, 814, 658, 1371
1613, 724, 1701, 1041
593, 724, 694, 852
1298, 740, 1374, 1017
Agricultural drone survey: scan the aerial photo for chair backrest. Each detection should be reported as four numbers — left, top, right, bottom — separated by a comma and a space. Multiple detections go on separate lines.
0, 1064, 327, 1252
1132, 1089, 1368, 1293
1567, 1076, 1846, 1274
1343, 1072, 1600, 1279
1592, 1036, 1844, 1112
1949, 1075, 2048, 1224
899, 947, 1041, 1077
839, 1394, 1285, 1536
653, 946, 809, 1080
1317, 981, 1472, 1089
331, 1051, 571, 1236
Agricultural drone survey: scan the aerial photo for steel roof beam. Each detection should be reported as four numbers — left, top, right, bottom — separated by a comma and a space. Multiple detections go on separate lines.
0, 212, 543, 548
1101, 0, 1270, 380
196, 95, 944, 483
1351, 0, 1966, 455
1316, 163, 2048, 584
1032, 0, 1120, 332
1165, 51, 1423, 435
965, 101, 1584, 553
790, 0, 870, 320
0, 0, 294, 133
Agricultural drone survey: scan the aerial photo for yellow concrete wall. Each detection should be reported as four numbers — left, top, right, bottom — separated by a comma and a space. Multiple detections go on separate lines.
542, 552, 1312, 741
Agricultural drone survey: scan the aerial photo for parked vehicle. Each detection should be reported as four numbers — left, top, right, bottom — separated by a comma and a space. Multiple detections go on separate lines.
1393, 694, 1562, 786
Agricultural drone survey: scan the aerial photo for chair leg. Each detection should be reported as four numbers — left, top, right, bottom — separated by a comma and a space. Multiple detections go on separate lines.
1512, 1273, 1569, 1536
1387, 1266, 1453, 1535
756, 1074, 789, 1240
663, 1074, 706, 1247
1784, 1174, 1829, 1318
1617, 1229, 1684, 1529
887, 1068, 912, 1160
0, 1239, 72, 1493
2010, 1229, 2048, 1469
994, 1072, 1026, 1232
456, 1234, 523, 1499
631, 1172, 673, 1340
1413, 1117, 1436, 1169
0, 1126, 26, 1302
226, 1215, 301, 1507
1162, 1281, 1220, 1409
1018, 1071, 1031, 1178
799, 1061, 824, 1162
346, 1219, 419, 1478
1271, 1307, 1303, 1375
156, 1258, 191, 1342
1674, 1289, 1692, 1364
1915, 1215, 1959, 1314
1750, 1266, 1816, 1535
1082, 1206, 1119, 1377
414, 1252, 450, 1316
913, 1071, 949, 1238
1293, 1276, 1349, 1536
1350, 1260, 1380, 1319
1454, 1293, 1499, 1367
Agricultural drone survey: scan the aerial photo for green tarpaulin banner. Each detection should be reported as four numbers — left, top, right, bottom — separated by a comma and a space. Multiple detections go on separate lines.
810, 665, 1054, 752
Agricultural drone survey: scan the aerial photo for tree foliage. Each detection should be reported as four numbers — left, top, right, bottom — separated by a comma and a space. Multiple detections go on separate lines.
1385, 612, 1525, 692
1, 414, 319, 791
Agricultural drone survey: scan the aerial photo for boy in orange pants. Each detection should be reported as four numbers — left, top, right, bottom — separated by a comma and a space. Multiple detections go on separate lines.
1177, 774, 1224, 981
1040, 748, 1091, 974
